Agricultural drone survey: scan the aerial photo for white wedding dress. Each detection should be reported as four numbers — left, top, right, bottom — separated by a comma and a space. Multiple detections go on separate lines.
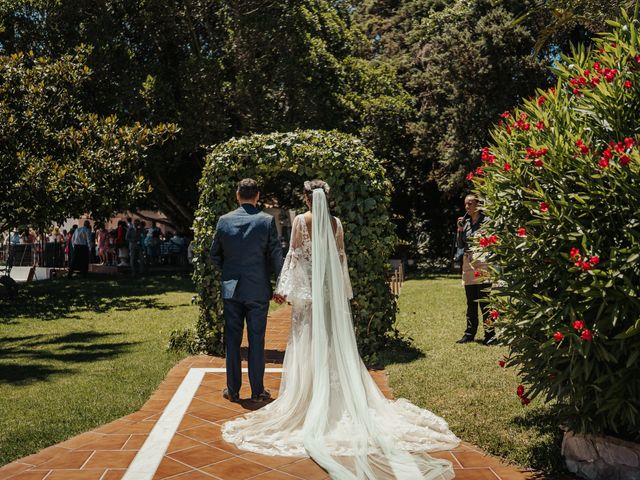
222, 190, 459, 479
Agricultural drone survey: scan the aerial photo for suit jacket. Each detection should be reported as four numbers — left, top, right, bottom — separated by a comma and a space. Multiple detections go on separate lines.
210, 204, 283, 302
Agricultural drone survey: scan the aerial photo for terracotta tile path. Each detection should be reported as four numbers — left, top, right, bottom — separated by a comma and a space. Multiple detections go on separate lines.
0, 306, 559, 480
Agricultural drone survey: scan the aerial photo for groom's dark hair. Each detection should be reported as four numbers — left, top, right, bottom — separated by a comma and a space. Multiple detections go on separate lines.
237, 178, 259, 200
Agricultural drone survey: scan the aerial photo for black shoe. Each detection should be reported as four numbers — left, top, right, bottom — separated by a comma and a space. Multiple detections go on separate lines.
222, 388, 240, 402
456, 335, 474, 344
483, 333, 497, 346
251, 389, 271, 402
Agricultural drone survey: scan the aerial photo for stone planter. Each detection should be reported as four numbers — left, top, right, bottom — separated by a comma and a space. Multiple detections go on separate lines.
562, 430, 640, 480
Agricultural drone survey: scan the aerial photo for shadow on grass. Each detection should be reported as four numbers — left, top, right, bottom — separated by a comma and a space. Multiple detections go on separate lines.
374, 334, 426, 369
0, 273, 194, 322
511, 405, 567, 476
0, 331, 138, 384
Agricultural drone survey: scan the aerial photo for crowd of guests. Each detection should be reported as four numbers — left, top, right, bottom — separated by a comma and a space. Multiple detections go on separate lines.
64, 217, 192, 277
4, 218, 191, 277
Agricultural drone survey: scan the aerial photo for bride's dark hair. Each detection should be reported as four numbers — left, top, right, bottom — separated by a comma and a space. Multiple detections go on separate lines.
303, 179, 330, 205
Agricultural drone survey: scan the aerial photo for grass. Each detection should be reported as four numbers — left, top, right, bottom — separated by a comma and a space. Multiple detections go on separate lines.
0, 273, 197, 466
382, 275, 566, 475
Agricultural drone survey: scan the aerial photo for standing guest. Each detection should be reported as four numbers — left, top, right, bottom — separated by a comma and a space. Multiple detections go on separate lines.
97, 225, 109, 265
107, 230, 117, 266
68, 221, 91, 278
116, 220, 128, 266
10, 229, 20, 245
65, 225, 77, 267
126, 218, 142, 275
89, 224, 98, 263
455, 194, 495, 345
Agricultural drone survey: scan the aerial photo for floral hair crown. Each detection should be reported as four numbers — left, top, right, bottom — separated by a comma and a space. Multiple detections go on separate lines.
304, 181, 330, 195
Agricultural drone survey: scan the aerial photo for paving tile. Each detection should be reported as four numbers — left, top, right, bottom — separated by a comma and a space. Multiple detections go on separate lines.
240, 452, 302, 469
57, 432, 105, 450
491, 466, 539, 480
77, 435, 131, 451
4, 471, 50, 480
163, 470, 219, 479
35, 450, 93, 470
101, 469, 126, 480
44, 470, 106, 480
200, 456, 270, 479
278, 458, 329, 480
122, 434, 148, 450
151, 457, 192, 479
452, 468, 500, 480
168, 445, 233, 469
83, 451, 136, 469
246, 470, 300, 480
167, 434, 208, 454
454, 450, 506, 469
180, 424, 223, 444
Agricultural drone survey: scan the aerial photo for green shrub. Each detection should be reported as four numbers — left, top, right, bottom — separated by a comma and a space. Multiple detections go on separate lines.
472, 10, 640, 440
181, 130, 397, 363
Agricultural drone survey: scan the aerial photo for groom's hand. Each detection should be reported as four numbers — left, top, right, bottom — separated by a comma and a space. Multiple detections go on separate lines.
272, 293, 285, 304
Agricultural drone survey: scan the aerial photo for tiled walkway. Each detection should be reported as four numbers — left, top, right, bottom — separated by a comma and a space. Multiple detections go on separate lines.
0, 306, 547, 480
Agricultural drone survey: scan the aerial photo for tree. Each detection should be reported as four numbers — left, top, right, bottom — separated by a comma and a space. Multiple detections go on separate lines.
355, 0, 552, 258
0, 1, 413, 234
0, 47, 174, 232
473, 12, 640, 441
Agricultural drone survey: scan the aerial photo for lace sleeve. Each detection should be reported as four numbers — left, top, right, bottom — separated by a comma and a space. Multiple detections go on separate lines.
275, 215, 304, 299
335, 218, 353, 300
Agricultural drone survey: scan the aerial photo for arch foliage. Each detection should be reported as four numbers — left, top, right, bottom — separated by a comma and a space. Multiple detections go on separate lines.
180, 130, 397, 363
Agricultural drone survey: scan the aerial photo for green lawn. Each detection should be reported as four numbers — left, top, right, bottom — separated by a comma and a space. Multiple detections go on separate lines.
0, 274, 197, 466
382, 275, 564, 474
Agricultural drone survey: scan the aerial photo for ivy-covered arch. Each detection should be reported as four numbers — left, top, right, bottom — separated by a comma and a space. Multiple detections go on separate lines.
185, 130, 397, 362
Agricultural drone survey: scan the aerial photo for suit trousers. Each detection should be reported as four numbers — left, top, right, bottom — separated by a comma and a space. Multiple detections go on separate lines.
223, 299, 269, 397
464, 283, 491, 338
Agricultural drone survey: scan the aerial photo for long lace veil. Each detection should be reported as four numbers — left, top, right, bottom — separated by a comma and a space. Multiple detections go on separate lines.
302, 189, 455, 480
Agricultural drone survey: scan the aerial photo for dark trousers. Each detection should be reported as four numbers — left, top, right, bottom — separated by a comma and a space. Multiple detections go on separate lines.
464, 283, 492, 338
68, 245, 89, 277
223, 299, 269, 397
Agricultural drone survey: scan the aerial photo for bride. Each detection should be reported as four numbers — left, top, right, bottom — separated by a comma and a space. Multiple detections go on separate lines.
222, 179, 460, 479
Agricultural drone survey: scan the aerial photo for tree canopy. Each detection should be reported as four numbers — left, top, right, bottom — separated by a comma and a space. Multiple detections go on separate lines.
0, 47, 174, 231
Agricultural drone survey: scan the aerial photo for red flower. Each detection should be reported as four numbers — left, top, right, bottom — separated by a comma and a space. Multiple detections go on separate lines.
598, 157, 610, 168
517, 385, 525, 397
516, 227, 527, 237
500, 111, 511, 119
498, 360, 506, 368
479, 237, 489, 248
539, 202, 549, 213
589, 256, 600, 265
602, 147, 613, 160
611, 42, 617, 47
635, 54, 640, 63
535, 120, 545, 130
475, 167, 484, 175
573, 320, 584, 331
481, 147, 496, 163
581, 261, 592, 271
553, 331, 564, 342
624, 137, 635, 149
503, 163, 511, 172
533, 159, 544, 168
591, 76, 601, 86
576, 138, 584, 146
581, 329, 593, 341
620, 154, 631, 166
570, 247, 580, 259
466, 172, 474, 181
583, 69, 591, 77
537, 95, 546, 106
625, 80, 633, 89
574, 259, 583, 268
473, 271, 482, 278
490, 309, 499, 319
521, 396, 531, 406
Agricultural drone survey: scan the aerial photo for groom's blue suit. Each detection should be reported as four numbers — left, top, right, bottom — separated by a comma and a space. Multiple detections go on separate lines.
211, 204, 283, 398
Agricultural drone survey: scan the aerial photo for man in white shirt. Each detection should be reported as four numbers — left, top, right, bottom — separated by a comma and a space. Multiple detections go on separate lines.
68, 220, 92, 278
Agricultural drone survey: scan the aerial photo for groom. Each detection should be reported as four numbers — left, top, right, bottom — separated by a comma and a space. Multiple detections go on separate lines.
211, 178, 284, 402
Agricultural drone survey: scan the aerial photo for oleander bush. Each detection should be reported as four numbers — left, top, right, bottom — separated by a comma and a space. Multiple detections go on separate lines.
471, 10, 640, 440
172, 130, 397, 363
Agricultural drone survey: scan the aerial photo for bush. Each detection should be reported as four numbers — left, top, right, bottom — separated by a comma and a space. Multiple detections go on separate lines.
472, 10, 640, 441
182, 130, 398, 363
